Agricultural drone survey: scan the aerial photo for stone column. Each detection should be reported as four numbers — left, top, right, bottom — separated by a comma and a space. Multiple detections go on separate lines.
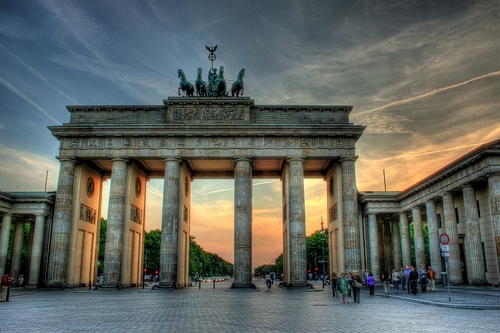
159, 157, 181, 288
412, 206, 426, 270
233, 157, 253, 288
383, 218, 393, 272
441, 192, 463, 284
0, 213, 12, 277
103, 158, 128, 287
391, 216, 402, 270
341, 157, 361, 273
425, 200, 442, 280
399, 212, 412, 266
367, 213, 380, 280
10, 220, 25, 284
487, 174, 500, 284
27, 214, 47, 287
46, 157, 76, 286
462, 184, 487, 285
286, 157, 307, 287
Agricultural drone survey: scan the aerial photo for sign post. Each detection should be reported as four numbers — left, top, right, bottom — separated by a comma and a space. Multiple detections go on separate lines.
440, 233, 451, 301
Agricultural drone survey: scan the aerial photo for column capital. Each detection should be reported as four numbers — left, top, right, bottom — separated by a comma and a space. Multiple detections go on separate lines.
110, 157, 129, 163
56, 156, 77, 163
339, 156, 359, 163
461, 183, 474, 189
162, 156, 182, 163
234, 156, 253, 162
286, 156, 305, 163
441, 191, 453, 198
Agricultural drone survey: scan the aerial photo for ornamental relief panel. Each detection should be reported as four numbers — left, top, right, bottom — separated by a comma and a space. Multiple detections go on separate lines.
172, 107, 244, 121
64, 136, 350, 150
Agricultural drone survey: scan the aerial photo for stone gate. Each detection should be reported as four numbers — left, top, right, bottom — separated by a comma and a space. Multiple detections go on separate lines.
46, 96, 365, 288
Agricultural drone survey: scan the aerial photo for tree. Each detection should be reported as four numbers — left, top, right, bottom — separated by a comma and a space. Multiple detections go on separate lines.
144, 229, 161, 274
306, 229, 329, 274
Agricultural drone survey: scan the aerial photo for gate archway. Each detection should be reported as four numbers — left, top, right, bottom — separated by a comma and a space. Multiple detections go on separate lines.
47, 96, 365, 289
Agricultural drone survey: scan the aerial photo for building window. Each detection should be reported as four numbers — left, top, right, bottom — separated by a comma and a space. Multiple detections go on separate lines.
476, 200, 481, 218
437, 213, 442, 229
455, 207, 460, 223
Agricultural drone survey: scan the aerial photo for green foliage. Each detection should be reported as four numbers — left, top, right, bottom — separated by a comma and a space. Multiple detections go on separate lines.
97, 218, 106, 273
144, 229, 161, 273
408, 222, 430, 267
189, 236, 233, 278
306, 230, 329, 274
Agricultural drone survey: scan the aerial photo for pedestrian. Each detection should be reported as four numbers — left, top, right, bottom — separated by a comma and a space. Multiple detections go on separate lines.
266, 277, 272, 291
338, 273, 350, 303
331, 272, 338, 297
363, 269, 370, 289
409, 266, 419, 295
392, 269, 401, 294
404, 265, 412, 293
427, 266, 436, 292
1, 274, 13, 302
419, 265, 427, 292
366, 273, 376, 296
399, 267, 406, 291
381, 270, 391, 295
351, 271, 362, 303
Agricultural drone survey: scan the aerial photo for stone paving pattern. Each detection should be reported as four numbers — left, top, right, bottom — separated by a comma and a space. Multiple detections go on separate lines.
2, 280, 499, 332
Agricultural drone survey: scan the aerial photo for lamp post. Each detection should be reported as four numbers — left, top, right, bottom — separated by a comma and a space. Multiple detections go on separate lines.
320, 217, 326, 288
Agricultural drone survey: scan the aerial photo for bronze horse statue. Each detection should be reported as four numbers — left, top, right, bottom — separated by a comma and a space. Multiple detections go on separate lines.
231, 68, 245, 97
217, 66, 227, 97
195, 67, 207, 97
178, 69, 194, 97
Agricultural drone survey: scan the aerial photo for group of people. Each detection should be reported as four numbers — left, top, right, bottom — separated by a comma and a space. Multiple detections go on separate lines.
330, 271, 363, 304
380, 265, 436, 295
329, 265, 436, 302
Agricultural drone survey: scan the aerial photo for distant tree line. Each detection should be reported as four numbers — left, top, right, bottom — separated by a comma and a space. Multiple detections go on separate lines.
98, 218, 233, 279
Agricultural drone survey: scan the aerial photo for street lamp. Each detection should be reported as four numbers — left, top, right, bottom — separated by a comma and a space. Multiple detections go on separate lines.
320, 217, 326, 287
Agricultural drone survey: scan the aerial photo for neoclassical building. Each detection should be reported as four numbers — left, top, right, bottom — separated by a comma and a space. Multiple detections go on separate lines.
0, 95, 498, 288
358, 139, 500, 285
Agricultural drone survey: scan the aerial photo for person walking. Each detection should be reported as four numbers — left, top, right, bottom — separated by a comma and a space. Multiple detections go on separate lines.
1, 274, 13, 302
392, 269, 401, 293
404, 265, 412, 293
366, 273, 376, 296
409, 266, 419, 295
266, 277, 272, 291
351, 271, 362, 303
419, 265, 428, 292
427, 266, 436, 292
338, 273, 350, 303
381, 270, 391, 295
399, 267, 406, 291
363, 269, 370, 289
331, 273, 338, 297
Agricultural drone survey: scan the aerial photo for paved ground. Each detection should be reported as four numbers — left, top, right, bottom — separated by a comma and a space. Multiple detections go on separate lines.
1, 279, 499, 332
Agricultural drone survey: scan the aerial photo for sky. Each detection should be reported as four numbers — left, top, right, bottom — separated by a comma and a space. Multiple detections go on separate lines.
1, 0, 499, 268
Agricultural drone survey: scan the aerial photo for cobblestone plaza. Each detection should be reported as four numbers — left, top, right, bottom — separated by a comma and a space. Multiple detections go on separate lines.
2, 280, 499, 332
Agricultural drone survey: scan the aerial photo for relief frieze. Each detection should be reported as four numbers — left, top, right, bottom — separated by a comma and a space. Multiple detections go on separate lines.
172, 107, 244, 121
80, 203, 96, 224
64, 136, 345, 151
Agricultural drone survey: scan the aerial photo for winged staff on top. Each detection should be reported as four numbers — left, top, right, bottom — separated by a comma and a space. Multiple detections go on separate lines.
177, 45, 245, 97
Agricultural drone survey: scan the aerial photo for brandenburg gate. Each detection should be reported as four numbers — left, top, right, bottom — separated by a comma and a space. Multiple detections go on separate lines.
47, 94, 365, 289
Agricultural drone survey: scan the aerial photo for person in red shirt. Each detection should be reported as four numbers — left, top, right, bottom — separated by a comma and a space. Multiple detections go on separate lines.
1, 274, 13, 302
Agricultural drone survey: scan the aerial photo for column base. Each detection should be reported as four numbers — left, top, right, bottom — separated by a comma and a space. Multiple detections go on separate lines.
157, 282, 179, 289
229, 282, 256, 289
470, 279, 490, 286
280, 282, 314, 290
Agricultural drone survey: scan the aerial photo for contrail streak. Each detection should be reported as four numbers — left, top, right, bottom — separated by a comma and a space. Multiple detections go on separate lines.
359, 71, 500, 115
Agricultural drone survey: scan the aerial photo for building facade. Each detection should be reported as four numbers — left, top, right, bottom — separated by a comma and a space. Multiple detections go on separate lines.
358, 140, 500, 285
